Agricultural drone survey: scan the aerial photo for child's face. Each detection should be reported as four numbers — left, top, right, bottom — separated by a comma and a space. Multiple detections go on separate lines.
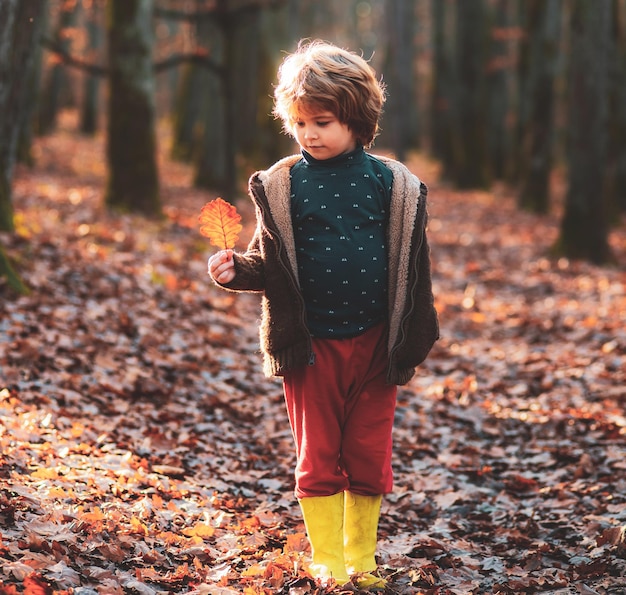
291, 109, 357, 160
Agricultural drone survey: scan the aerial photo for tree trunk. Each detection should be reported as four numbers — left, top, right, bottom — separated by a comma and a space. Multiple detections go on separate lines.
382, 0, 417, 160
0, 0, 21, 234
17, 0, 47, 166
170, 0, 211, 162
37, 0, 79, 135
105, 0, 161, 216
607, 0, 626, 215
508, 0, 530, 186
485, 0, 513, 181
231, 6, 262, 158
171, 60, 210, 162
0, 245, 28, 294
430, 0, 456, 169
0, 0, 45, 233
252, 3, 298, 167
557, 0, 612, 263
0, 0, 44, 293
194, 2, 264, 200
80, 0, 103, 135
194, 17, 230, 195
449, 0, 491, 189
518, 0, 562, 213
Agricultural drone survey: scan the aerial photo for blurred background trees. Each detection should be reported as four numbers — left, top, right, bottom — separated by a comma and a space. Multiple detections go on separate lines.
0, 0, 45, 293
1, 0, 625, 292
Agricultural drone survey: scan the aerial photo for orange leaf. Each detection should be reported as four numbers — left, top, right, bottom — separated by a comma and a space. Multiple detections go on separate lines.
31, 468, 59, 480
23, 574, 52, 595
182, 522, 215, 539
241, 564, 265, 578
81, 506, 105, 524
198, 198, 242, 250
130, 515, 149, 535
284, 532, 309, 553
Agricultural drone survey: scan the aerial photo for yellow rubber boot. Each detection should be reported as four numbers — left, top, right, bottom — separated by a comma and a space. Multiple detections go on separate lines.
299, 493, 350, 585
344, 492, 387, 590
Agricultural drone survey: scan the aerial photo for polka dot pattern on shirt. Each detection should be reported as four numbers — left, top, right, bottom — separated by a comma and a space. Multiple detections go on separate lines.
290, 147, 393, 338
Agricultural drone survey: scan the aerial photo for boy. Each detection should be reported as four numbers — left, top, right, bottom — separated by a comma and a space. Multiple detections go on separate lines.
209, 40, 438, 589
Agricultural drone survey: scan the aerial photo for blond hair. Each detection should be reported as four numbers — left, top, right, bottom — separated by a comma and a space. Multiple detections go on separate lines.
273, 40, 386, 148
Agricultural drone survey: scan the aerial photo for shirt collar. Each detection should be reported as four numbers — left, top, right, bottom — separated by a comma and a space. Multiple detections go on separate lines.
301, 145, 365, 167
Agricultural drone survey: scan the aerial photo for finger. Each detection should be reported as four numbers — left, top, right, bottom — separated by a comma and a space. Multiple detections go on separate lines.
218, 269, 233, 283
208, 250, 229, 273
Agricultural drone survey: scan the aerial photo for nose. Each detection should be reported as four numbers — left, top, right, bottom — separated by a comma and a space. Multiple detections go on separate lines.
304, 126, 317, 140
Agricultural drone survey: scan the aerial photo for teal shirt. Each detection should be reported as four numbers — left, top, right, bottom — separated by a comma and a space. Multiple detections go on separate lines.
290, 146, 393, 338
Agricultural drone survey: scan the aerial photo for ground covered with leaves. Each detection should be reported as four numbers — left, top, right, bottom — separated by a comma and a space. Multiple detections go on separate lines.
1, 114, 626, 595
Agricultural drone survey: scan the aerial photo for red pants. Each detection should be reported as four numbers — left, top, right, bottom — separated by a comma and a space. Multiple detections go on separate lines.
283, 323, 397, 499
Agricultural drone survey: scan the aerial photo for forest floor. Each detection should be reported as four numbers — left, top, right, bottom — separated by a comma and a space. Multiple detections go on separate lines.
1, 111, 626, 595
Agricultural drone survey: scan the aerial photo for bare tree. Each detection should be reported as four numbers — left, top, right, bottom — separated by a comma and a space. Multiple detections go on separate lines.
430, 0, 456, 168
193, 1, 277, 199
17, 0, 48, 165
105, 0, 161, 216
607, 0, 626, 215
557, 0, 612, 263
382, 0, 417, 160
0, 0, 45, 292
170, 0, 213, 162
80, 0, 104, 134
517, 0, 562, 213
450, 0, 491, 189
38, 0, 80, 134
485, 0, 515, 181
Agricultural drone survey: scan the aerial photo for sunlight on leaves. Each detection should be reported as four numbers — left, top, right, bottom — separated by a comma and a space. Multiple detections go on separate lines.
182, 522, 215, 539
198, 198, 242, 250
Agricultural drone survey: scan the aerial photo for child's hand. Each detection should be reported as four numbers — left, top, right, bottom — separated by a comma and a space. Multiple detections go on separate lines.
208, 250, 236, 284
